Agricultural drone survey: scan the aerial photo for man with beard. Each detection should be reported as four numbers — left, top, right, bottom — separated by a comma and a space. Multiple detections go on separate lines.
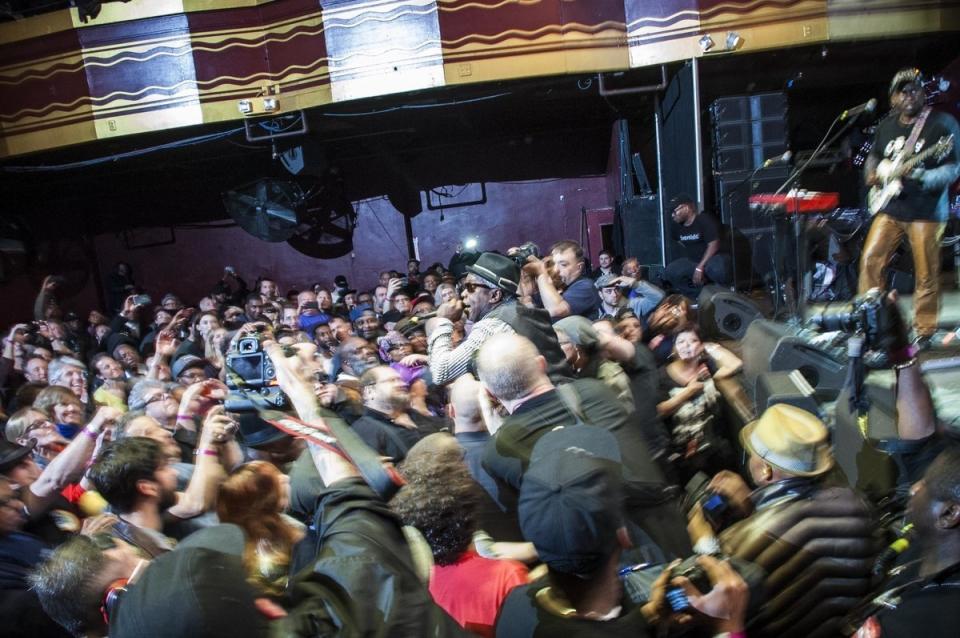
352, 307, 382, 342
859, 68, 960, 349
350, 365, 448, 463
425, 252, 568, 385
87, 415, 234, 556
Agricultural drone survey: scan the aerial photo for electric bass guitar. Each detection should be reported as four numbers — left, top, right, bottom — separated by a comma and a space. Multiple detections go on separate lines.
867, 135, 954, 215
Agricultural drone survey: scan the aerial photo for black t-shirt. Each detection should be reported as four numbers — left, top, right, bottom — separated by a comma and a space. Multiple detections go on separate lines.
350, 408, 448, 463
494, 579, 653, 638
869, 109, 960, 221
670, 212, 722, 260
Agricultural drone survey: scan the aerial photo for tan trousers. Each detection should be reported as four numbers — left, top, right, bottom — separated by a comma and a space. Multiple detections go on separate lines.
858, 213, 945, 336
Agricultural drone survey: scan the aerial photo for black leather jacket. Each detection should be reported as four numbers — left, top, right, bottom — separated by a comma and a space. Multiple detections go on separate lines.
719, 478, 879, 638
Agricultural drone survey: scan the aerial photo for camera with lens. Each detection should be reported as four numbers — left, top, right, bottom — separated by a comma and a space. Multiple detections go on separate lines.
684, 472, 737, 531
807, 288, 884, 348
511, 241, 541, 268
224, 336, 288, 412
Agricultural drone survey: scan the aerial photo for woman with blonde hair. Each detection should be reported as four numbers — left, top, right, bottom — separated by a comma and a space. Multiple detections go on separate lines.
216, 461, 304, 596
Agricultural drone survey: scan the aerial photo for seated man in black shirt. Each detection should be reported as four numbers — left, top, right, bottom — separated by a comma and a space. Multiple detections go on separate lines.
663, 194, 731, 298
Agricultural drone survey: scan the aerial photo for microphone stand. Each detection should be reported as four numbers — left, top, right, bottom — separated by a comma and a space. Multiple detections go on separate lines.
767, 114, 861, 323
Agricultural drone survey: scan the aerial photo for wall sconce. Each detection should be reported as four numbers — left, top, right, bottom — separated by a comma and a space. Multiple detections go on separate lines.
699, 34, 715, 53
725, 32, 743, 51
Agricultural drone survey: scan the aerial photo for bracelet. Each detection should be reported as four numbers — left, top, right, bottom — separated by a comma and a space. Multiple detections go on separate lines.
695, 267, 704, 273
81, 427, 99, 440
894, 357, 918, 371
176, 414, 195, 422
196, 448, 219, 457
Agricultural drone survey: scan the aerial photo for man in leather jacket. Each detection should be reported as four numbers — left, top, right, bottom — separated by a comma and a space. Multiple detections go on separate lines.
688, 404, 879, 638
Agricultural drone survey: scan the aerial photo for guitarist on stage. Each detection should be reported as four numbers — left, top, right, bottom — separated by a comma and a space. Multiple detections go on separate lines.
859, 68, 960, 350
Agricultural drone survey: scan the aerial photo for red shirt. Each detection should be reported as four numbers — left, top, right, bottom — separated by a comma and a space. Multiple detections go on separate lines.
429, 550, 528, 637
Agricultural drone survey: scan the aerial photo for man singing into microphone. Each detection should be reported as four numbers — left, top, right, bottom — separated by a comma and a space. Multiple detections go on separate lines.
859, 68, 960, 350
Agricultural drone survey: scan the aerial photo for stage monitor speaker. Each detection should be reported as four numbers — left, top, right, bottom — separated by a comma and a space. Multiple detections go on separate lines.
741, 319, 847, 401
833, 359, 960, 500
754, 370, 819, 415
697, 285, 763, 341
619, 195, 662, 267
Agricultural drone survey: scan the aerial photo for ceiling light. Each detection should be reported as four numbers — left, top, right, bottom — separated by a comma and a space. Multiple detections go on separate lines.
725, 32, 743, 51
699, 34, 714, 53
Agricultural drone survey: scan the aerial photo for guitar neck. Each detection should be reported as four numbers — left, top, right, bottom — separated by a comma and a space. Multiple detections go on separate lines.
895, 141, 945, 177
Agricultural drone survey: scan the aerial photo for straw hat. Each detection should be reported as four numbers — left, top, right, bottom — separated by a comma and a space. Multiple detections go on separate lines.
740, 404, 833, 477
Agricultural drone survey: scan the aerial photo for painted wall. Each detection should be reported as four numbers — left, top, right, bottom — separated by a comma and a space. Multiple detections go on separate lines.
0, 176, 608, 326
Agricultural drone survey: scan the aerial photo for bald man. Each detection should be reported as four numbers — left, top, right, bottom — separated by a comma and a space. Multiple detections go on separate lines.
477, 333, 691, 561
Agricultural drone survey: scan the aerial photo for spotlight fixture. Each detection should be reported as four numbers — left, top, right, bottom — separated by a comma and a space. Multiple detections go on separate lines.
464, 237, 478, 251
725, 31, 743, 51
699, 34, 715, 53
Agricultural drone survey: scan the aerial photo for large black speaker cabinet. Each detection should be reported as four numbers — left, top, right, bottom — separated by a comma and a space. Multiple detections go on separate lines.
755, 370, 820, 415
619, 195, 662, 267
741, 320, 847, 401
833, 360, 960, 499
697, 285, 763, 341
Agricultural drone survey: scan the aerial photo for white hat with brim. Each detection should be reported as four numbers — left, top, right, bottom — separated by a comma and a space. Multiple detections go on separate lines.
739, 403, 834, 477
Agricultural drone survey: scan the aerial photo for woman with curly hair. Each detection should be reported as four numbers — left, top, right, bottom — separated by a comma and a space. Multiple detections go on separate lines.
216, 461, 304, 597
391, 434, 527, 637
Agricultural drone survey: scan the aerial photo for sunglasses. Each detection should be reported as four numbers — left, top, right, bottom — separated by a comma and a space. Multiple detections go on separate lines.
461, 282, 492, 294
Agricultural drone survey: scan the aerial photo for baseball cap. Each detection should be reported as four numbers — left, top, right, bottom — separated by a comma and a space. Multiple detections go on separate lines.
553, 316, 599, 352
889, 68, 921, 96
171, 355, 206, 379
594, 273, 621, 290
518, 425, 624, 576
668, 193, 696, 210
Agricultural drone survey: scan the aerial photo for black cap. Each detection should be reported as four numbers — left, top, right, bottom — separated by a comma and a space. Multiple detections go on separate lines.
235, 413, 288, 448
667, 193, 696, 210
0, 439, 36, 474
518, 425, 624, 576
394, 315, 428, 337
890, 68, 921, 96
466, 252, 520, 296
171, 355, 206, 379
110, 544, 265, 638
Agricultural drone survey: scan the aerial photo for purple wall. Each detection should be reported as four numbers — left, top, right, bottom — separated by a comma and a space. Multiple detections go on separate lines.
0, 176, 609, 326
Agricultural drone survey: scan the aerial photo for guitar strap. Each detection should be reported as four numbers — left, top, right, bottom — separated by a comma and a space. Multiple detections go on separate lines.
902, 106, 931, 160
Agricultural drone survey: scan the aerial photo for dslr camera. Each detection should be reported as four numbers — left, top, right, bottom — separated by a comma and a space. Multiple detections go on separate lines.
511, 241, 541, 268
807, 288, 884, 348
224, 335, 288, 412
684, 472, 737, 531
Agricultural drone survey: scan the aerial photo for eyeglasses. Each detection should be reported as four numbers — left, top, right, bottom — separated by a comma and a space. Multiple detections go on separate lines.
24, 419, 54, 435
144, 392, 172, 406
461, 282, 492, 294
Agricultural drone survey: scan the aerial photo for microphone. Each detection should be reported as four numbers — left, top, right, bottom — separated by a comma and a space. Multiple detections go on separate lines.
761, 150, 793, 168
840, 98, 878, 121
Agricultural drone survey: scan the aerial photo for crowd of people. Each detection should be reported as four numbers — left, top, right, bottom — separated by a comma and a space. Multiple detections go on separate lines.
0, 228, 957, 638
